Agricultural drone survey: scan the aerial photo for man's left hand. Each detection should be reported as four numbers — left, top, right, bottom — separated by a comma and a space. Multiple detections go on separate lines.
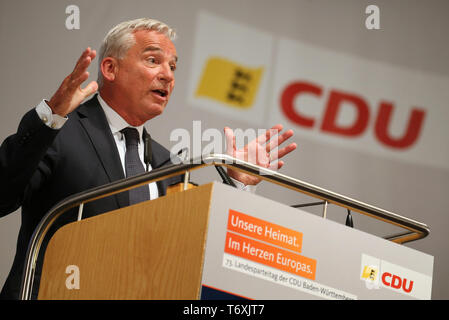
224, 124, 297, 186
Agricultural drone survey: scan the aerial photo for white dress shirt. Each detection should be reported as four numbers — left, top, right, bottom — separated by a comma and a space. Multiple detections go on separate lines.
35, 96, 256, 195
36, 96, 159, 199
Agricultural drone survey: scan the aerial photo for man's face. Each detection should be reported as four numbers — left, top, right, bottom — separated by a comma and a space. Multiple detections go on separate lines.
112, 29, 177, 125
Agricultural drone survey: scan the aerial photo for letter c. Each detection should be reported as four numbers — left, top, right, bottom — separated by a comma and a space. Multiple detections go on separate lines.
382, 272, 392, 286
280, 81, 323, 128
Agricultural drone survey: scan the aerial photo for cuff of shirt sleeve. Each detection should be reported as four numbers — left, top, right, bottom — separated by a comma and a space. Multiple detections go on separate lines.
230, 177, 258, 194
35, 100, 68, 129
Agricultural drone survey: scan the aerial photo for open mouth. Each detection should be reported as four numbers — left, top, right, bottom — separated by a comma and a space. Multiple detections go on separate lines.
152, 89, 168, 97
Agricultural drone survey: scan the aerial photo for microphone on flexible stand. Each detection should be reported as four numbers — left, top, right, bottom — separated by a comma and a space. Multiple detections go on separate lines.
154, 147, 188, 169
143, 129, 188, 170
144, 137, 236, 189
143, 128, 152, 172
215, 165, 237, 188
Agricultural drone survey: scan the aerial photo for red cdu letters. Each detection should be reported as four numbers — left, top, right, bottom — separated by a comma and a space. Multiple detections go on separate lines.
375, 102, 426, 149
320, 90, 370, 137
280, 81, 322, 128
280, 80, 426, 150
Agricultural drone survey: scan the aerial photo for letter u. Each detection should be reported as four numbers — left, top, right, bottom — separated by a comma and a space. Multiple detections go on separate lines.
375, 102, 426, 149
402, 279, 414, 293
230, 214, 238, 227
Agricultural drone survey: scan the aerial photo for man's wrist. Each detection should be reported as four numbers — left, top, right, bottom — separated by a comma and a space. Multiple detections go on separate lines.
35, 100, 68, 129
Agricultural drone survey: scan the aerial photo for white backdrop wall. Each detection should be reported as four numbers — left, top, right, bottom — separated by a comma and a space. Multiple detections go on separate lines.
0, 0, 448, 299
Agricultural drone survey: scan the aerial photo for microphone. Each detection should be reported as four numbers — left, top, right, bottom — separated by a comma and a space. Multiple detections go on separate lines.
155, 147, 188, 169
291, 201, 326, 208
147, 142, 235, 188
215, 165, 237, 188
143, 128, 152, 172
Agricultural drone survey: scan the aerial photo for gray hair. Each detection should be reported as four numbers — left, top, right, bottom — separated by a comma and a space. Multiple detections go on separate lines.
97, 18, 176, 87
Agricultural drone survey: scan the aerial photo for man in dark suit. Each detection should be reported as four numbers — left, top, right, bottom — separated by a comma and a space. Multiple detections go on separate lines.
0, 18, 297, 299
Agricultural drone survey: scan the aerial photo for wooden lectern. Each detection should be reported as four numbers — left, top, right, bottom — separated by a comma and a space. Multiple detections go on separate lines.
31, 156, 432, 300
38, 183, 212, 300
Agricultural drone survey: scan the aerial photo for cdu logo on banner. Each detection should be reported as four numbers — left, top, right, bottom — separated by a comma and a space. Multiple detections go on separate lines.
360, 254, 432, 299
188, 11, 449, 170
361, 264, 381, 290
188, 11, 273, 126
195, 57, 264, 109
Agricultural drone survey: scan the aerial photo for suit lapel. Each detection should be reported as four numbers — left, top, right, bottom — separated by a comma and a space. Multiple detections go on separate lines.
76, 96, 129, 208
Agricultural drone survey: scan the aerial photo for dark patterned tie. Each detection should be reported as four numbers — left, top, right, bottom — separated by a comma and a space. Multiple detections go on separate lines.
121, 127, 150, 205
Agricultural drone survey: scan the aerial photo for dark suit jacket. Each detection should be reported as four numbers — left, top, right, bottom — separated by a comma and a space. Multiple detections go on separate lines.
0, 95, 182, 299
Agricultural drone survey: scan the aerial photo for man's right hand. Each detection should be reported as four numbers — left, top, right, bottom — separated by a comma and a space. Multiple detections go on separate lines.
47, 47, 98, 117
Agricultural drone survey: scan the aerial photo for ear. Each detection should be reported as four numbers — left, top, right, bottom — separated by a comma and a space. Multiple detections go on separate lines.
100, 57, 118, 82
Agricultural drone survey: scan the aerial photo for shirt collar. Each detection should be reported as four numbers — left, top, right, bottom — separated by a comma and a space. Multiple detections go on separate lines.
97, 94, 144, 142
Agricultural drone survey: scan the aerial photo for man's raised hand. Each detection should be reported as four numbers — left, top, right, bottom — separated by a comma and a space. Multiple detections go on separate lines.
47, 47, 98, 117
224, 124, 297, 186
